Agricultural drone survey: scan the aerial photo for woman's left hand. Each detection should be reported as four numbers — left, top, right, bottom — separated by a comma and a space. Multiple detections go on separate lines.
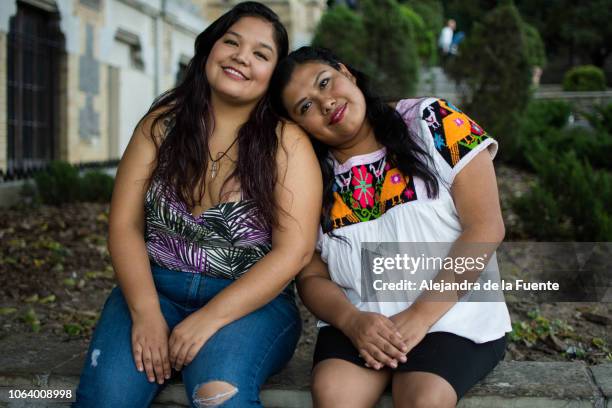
168, 310, 221, 371
389, 308, 431, 355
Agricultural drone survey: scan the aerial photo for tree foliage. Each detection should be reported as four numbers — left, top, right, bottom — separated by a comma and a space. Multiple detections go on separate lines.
400, 0, 444, 65
311, 5, 368, 71
312, 0, 419, 99
522, 21, 546, 68
517, 0, 612, 68
399, 5, 436, 66
446, 2, 532, 155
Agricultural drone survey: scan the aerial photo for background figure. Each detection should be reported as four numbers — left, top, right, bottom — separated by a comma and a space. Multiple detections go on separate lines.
438, 19, 456, 58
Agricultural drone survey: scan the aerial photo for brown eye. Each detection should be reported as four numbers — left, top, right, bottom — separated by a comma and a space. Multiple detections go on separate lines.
300, 101, 312, 115
254, 51, 269, 61
319, 78, 329, 89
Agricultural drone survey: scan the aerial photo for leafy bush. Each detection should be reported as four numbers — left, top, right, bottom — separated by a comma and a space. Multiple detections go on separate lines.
311, 5, 369, 71
583, 103, 612, 134
33, 161, 115, 205
539, 127, 612, 170
522, 22, 546, 68
313, 0, 419, 99
446, 2, 532, 155
361, 0, 419, 98
80, 171, 115, 203
399, 4, 437, 66
512, 144, 612, 241
562, 65, 607, 92
508, 100, 612, 170
34, 161, 81, 205
521, 99, 572, 136
402, 0, 444, 36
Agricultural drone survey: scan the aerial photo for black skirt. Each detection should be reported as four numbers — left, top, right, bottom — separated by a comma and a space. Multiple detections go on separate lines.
312, 325, 506, 399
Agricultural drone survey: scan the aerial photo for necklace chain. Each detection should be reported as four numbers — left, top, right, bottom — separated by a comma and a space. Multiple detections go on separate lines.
208, 137, 238, 179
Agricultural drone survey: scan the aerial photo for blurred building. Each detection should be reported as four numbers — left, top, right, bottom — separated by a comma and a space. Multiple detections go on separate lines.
0, 0, 325, 178
203, 0, 325, 50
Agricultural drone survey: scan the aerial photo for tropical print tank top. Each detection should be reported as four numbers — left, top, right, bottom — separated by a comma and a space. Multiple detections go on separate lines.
144, 180, 271, 279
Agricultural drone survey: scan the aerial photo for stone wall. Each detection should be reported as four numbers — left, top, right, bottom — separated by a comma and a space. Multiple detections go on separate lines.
0, 0, 207, 173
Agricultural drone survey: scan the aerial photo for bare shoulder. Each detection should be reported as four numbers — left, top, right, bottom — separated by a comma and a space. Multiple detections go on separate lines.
134, 106, 172, 145
276, 121, 313, 158
274, 121, 318, 178
276, 120, 310, 143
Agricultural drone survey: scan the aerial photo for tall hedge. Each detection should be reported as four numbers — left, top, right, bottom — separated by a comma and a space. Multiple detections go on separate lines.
311, 5, 368, 71
446, 2, 532, 157
399, 5, 436, 66
361, 0, 419, 99
312, 0, 419, 99
522, 21, 546, 68
400, 0, 444, 66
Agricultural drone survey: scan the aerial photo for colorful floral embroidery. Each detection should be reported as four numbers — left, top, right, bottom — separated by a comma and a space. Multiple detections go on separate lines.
423, 99, 491, 168
326, 156, 417, 232
351, 165, 375, 208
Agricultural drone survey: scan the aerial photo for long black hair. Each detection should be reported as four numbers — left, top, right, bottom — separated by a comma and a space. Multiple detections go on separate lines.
270, 47, 439, 233
144, 1, 288, 228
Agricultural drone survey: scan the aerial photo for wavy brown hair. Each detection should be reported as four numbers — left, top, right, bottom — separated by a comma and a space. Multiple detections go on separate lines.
143, 2, 288, 228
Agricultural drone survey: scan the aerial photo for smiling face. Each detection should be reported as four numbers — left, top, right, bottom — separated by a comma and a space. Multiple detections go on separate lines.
281, 62, 368, 147
205, 16, 278, 105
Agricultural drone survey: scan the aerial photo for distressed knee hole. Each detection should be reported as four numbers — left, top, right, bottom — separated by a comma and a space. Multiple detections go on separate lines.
192, 381, 238, 407
90, 349, 101, 367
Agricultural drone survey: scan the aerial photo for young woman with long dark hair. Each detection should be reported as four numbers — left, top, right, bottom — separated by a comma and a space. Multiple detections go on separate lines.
73, 4, 322, 407
270, 47, 511, 407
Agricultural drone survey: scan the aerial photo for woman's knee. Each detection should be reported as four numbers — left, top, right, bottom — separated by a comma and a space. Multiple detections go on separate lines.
393, 382, 457, 408
191, 381, 240, 407
397, 392, 456, 408
311, 362, 385, 408
188, 377, 261, 408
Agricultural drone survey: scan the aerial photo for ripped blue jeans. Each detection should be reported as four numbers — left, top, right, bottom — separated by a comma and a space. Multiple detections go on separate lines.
73, 264, 301, 407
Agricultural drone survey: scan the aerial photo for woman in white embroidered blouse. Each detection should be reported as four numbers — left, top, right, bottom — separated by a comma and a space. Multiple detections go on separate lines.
270, 47, 511, 407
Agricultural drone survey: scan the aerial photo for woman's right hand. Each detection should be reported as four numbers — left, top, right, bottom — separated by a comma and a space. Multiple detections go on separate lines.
131, 311, 172, 384
341, 311, 408, 370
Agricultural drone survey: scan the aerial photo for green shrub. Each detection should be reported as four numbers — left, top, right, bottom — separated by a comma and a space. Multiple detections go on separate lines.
399, 5, 436, 66
522, 22, 546, 68
512, 183, 572, 240
513, 144, 612, 241
521, 99, 571, 136
541, 127, 612, 170
508, 99, 570, 167
509, 100, 612, 170
362, 0, 419, 98
402, 0, 443, 65
402, 0, 444, 35
34, 161, 81, 205
562, 65, 607, 92
33, 162, 115, 205
446, 2, 532, 155
80, 171, 114, 203
583, 103, 612, 134
312, 0, 419, 98
311, 5, 368, 71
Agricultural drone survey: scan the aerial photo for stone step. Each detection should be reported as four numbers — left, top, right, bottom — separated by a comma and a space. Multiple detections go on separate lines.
0, 333, 610, 407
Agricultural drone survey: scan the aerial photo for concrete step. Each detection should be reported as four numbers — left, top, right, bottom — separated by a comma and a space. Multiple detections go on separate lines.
0, 333, 610, 407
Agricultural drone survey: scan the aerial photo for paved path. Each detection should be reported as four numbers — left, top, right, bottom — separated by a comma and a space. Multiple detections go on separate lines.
0, 333, 610, 407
